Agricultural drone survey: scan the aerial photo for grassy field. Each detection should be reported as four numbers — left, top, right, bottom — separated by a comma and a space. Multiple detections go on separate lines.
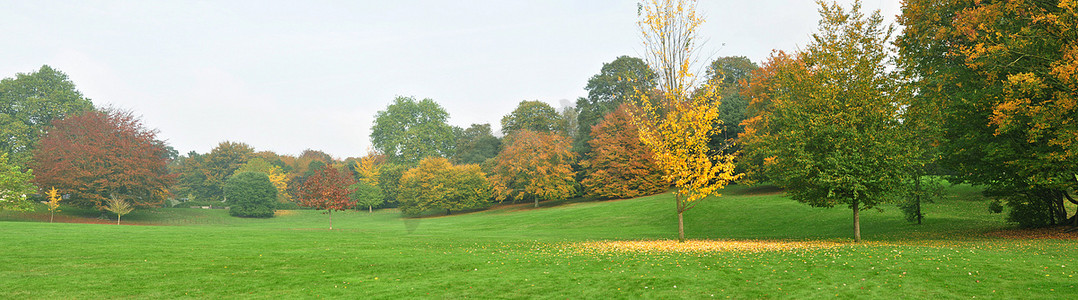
1, 185, 1075, 298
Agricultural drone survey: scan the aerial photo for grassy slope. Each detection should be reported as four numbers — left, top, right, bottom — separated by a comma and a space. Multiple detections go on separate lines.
1, 185, 1075, 299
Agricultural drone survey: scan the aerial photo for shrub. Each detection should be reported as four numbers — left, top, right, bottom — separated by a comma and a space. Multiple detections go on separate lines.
224, 172, 277, 218
988, 199, 1004, 214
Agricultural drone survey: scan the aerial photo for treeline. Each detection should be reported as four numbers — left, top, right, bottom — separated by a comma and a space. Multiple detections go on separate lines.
3, 0, 1076, 234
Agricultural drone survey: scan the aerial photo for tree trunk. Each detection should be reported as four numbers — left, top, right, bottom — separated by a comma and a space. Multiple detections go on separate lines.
50, 212, 54, 223
853, 200, 861, 242
677, 211, 685, 243
369, 205, 372, 213
328, 210, 333, 230
446, 209, 451, 215
117, 215, 121, 225
676, 193, 685, 243
534, 198, 539, 208
914, 177, 923, 225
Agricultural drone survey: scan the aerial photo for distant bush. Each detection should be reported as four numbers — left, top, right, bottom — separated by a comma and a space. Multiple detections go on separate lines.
224, 172, 277, 218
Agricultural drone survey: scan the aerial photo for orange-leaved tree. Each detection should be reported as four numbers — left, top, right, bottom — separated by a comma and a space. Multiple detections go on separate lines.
299, 167, 356, 229
631, 0, 741, 242
581, 104, 666, 199
489, 129, 576, 208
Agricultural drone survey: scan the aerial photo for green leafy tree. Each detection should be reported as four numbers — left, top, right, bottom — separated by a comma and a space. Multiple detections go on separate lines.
0, 153, 35, 211
225, 172, 277, 218
398, 157, 492, 215
451, 123, 501, 165
376, 163, 407, 208
0, 65, 94, 166
234, 158, 291, 203
575, 56, 657, 155
897, 0, 1078, 227
742, 0, 917, 242
370, 96, 456, 164
704, 56, 758, 152
349, 181, 384, 213
500, 100, 562, 135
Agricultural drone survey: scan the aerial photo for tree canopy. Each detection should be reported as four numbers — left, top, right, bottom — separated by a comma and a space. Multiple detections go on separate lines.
742, 0, 917, 241
575, 56, 657, 155
0, 65, 94, 166
490, 129, 577, 208
581, 104, 666, 199
32, 109, 174, 209
451, 123, 501, 165
897, 0, 1078, 227
398, 157, 492, 215
0, 153, 35, 211
225, 171, 278, 218
500, 100, 562, 135
370, 96, 456, 164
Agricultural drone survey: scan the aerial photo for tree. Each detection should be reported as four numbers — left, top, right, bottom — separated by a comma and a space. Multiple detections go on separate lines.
45, 187, 62, 223
500, 100, 562, 135
398, 157, 492, 215
576, 56, 658, 155
0, 153, 35, 212
897, 0, 1078, 227
299, 167, 356, 229
0, 65, 94, 166
376, 163, 408, 208
224, 172, 277, 218
32, 109, 174, 209
451, 124, 501, 165
104, 195, 134, 225
370, 96, 456, 164
489, 130, 576, 208
631, 0, 741, 242
350, 154, 385, 213
704, 56, 758, 153
349, 181, 384, 213
235, 158, 291, 203
737, 51, 809, 185
742, 0, 916, 242
581, 104, 666, 199
200, 141, 254, 201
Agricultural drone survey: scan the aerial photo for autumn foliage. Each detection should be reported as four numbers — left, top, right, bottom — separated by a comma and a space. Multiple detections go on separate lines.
581, 104, 665, 199
398, 157, 492, 215
32, 109, 174, 209
299, 167, 356, 229
633, 0, 740, 242
489, 130, 576, 208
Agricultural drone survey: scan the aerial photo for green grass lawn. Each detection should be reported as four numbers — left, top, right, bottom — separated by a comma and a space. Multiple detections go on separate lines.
1, 185, 1075, 298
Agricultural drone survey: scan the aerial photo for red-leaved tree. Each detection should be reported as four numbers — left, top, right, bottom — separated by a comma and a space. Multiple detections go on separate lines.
299, 167, 356, 229
32, 109, 174, 209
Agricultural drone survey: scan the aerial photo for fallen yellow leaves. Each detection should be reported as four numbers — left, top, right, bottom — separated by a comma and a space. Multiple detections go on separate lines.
577, 239, 846, 253
274, 210, 297, 217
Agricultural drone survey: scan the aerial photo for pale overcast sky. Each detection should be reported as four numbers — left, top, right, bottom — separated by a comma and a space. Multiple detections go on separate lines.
0, 0, 901, 159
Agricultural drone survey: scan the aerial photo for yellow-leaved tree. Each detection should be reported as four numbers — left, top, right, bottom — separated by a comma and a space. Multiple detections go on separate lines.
45, 187, 62, 223
631, 0, 741, 242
